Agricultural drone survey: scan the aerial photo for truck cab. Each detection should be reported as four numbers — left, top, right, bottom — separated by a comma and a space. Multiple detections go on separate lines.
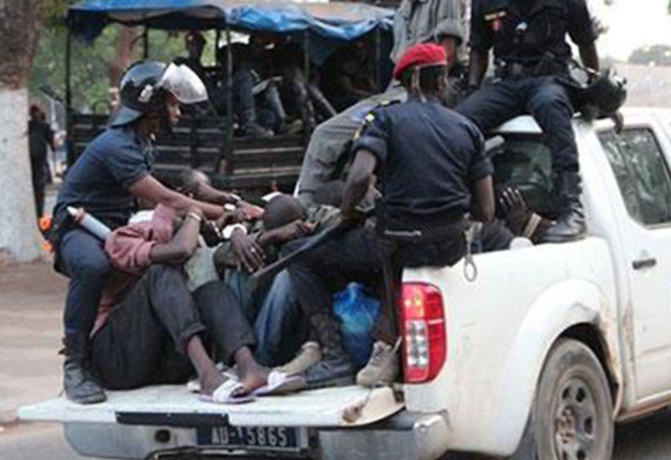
21, 109, 671, 460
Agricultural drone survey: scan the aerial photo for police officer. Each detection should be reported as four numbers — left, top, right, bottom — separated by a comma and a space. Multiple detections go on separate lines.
287, 44, 498, 388
52, 61, 236, 404
295, 0, 466, 208
456, 0, 601, 242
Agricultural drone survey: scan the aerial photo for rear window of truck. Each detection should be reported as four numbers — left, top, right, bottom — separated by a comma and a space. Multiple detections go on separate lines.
489, 134, 558, 217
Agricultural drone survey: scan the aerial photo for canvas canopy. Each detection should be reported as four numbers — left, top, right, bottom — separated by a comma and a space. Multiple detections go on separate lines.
66, 0, 394, 43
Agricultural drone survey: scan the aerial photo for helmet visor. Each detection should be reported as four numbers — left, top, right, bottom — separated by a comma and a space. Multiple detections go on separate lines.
158, 63, 208, 105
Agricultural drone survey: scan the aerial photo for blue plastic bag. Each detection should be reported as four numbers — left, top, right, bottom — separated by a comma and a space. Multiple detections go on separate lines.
333, 283, 380, 368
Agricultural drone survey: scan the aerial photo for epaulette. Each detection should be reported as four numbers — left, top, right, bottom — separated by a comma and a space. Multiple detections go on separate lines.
353, 99, 401, 140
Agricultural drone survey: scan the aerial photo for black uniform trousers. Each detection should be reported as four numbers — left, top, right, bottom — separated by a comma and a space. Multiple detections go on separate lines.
456, 76, 579, 174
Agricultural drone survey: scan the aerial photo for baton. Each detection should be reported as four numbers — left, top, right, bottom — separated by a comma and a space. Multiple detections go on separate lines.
247, 219, 355, 292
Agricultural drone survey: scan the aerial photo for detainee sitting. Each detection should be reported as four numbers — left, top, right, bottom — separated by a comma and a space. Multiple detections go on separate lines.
88, 203, 301, 403
286, 43, 507, 388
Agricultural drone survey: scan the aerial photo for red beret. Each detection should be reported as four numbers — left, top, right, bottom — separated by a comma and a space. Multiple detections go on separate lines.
393, 43, 447, 80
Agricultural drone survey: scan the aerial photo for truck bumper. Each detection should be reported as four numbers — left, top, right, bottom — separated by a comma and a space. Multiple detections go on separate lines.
62, 410, 451, 460
319, 411, 451, 460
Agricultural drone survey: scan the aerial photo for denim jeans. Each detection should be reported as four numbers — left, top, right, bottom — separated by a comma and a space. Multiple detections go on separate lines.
252, 270, 308, 366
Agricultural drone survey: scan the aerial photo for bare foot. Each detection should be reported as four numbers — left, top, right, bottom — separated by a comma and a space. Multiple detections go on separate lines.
237, 362, 270, 394
200, 371, 226, 396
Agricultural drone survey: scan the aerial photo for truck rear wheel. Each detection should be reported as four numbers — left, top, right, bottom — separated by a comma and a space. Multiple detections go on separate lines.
510, 338, 614, 460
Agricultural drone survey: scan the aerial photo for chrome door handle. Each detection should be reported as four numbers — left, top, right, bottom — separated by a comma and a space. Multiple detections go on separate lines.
632, 258, 657, 270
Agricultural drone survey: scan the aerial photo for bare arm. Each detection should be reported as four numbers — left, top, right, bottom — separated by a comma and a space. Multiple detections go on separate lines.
340, 150, 378, 219
579, 42, 600, 72
471, 176, 495, 223
149, 207, 202, 264
467, 49, 489, 88
129, 175, 224, 220
193, 181, 238, 205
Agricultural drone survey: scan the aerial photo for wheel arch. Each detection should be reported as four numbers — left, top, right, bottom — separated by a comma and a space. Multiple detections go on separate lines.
560, 323, 620, 408
485, 279, 616, 456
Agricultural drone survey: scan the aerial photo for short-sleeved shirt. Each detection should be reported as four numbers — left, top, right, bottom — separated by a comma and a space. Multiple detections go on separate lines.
351, 97, 492, 228
470, 0, 599, 66
54, 126, 157, 229
391, 0, 466, 63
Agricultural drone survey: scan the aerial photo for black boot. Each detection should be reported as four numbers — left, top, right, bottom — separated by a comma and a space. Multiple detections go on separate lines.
303, 313, 355, 389
543, 171, 586, 243
62, 333, 106, 404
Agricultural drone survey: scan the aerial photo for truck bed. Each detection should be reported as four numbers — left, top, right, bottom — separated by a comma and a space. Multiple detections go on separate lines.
19, 384, 403, 428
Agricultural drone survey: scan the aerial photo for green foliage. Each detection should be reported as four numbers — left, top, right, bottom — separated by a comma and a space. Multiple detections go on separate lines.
43, 0, 75, 26
30, 24, 191, 113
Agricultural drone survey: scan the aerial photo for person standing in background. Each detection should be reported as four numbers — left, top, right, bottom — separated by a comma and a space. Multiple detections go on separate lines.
28, 104, 55, 219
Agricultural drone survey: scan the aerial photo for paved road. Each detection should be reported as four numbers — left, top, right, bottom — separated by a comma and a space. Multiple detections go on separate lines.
2, 413, 671, 460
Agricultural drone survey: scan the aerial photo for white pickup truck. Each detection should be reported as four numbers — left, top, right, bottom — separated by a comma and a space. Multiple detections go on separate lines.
20, 108, 671, 460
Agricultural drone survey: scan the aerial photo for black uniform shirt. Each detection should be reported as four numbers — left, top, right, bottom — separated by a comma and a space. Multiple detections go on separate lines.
351, 97, 492, 228
53, 126, 156, 229
470, 0, 599, 66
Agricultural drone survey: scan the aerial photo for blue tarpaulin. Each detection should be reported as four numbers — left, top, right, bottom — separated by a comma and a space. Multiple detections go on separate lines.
66, 0, 395, 43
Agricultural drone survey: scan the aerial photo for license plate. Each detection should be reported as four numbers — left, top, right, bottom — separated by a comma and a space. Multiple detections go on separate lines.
197, 425, 304, 451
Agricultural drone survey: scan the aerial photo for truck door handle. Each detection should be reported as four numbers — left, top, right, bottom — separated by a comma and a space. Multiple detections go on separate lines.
632, 257, 657, 270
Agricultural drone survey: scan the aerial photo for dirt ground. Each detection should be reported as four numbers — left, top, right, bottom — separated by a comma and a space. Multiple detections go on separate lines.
0, 260, 67, 423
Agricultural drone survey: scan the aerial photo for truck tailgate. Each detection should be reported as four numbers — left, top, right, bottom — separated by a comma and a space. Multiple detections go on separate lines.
19, 384, 403, 427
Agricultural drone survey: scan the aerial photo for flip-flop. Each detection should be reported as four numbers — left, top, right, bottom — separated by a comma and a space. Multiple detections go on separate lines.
252, 371, 307, 397
187, 364, 238, 393
200, 379, 255, 404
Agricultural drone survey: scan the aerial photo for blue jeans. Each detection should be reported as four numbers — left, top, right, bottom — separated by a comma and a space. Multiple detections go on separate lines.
252, 270, 308, 366
59, 229, 111, 335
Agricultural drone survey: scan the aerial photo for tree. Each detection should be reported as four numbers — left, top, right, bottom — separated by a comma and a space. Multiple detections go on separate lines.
0, 0, 47, 262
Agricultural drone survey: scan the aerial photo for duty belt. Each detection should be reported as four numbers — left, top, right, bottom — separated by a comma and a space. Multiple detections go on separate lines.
380, 220, 467, 244
495, 56, 568, 79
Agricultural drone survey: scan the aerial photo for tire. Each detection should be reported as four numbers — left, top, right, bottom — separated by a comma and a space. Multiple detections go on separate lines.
509, 338, 614, 460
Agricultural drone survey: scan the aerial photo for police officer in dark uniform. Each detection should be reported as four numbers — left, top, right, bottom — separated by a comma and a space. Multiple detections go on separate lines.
287, 44, 500, 389
456, 0, 600, 242
52, 61, 235, 405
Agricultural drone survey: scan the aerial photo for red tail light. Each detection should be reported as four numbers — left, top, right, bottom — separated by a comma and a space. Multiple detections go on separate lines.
399, 283, 446, 383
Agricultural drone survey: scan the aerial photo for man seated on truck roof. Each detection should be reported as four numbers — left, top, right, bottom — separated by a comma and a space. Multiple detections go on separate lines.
51, 61, 260, 406
295, 0, 466, 208
455, 0, 601, 243
87, 203, 303, 404
285, 44, 507, 388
